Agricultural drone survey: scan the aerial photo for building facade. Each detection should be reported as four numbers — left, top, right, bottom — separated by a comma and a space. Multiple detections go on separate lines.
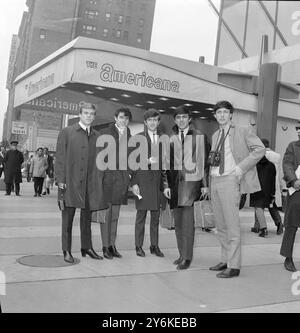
3, 0, 156, 149
213, 0, 300, 66
210, 0, 300, 158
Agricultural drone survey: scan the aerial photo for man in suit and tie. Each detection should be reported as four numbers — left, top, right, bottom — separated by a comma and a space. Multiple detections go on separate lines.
209, 100, 265, 278
163, 105, 209, 270
55, 102, 107, 263
131, 109, 165, 257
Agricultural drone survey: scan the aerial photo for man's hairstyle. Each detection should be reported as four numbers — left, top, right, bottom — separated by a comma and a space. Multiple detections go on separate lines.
79, 102, 96, 114
37, 147, 44, 151
213, 100, 234, 114
115, 107, 132, 121
144, 108, 161, 121
261, 138, 270, 148
173, 105, 191, 119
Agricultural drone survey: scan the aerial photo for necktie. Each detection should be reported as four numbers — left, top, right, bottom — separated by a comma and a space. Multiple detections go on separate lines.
153, 133, 157, 144
86, 128, 89, 137
219, 129, 225, 175
180, 130, 185, 145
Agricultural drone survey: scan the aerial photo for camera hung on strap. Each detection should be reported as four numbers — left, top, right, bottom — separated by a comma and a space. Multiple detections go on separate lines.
208, 150, 221, 167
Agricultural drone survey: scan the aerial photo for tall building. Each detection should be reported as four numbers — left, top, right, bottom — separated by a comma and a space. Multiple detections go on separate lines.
213, 0, 300, 66
3, 0, 156, 149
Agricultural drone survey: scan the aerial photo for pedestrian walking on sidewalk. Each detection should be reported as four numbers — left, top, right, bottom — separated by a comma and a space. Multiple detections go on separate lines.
3, 141, 24, 196
29, 147, 48, 197
250, 155, 276, 237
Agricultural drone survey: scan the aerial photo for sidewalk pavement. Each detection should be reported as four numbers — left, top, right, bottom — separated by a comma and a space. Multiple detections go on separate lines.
0, 181, 300, 313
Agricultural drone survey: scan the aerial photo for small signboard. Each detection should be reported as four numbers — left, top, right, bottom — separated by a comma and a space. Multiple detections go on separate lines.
12, 121, 27, 135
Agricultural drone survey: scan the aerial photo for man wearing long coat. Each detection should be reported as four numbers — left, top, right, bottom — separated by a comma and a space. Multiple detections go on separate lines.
131, 109, 165, 258
99, 107, 132, 259
55, 103, 107, 263
163, 105, 209, 270
4, 141, 24, 196
280, 124, 300, 272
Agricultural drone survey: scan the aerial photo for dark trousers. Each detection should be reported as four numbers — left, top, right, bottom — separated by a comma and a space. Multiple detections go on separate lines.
135, 210, 160, 247
280, 226, 298, 258
33, 177, 44, 195
100, 203, 121, 247
61, 189, 92, 252
269, 204, 282, 225
173, 206, 195, 261
0, 168, 3, 178
5, 182, 20, 195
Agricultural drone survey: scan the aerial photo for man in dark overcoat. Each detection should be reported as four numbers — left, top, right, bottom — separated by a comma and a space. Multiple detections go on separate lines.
99, 107, 132, 259
163, 105, 209, 270
131, 109, 165, 258
3, 141, 24, 196
280, 123, 300, 272
55, 102, 107, 263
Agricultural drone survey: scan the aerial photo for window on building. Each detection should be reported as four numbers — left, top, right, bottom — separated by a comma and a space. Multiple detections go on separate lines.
111, 28, 115, 37
139, 18, 145, 27
39, 29, 46, 39
137, 33, 143, 43
105, 12, 111, 21
118, 15, 124, 23
123, 30, 129, 41
125, 16, 131, 25
127, 1, 133, 10
82, 24, 97, 35
107, 0, 113, 5
103, 28, 109, 37
85, 9, 99, 19
89, 0, 97, 4
116, 30, 121, 38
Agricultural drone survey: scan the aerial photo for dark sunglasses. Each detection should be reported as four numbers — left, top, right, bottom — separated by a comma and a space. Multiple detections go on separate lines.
296, 126, 300, 130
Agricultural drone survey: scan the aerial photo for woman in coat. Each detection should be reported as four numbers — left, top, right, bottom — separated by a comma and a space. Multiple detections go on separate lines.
250, 156, 276, 237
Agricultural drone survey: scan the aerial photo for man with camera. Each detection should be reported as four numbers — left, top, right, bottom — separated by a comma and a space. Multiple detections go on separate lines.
209, 100, 265, 278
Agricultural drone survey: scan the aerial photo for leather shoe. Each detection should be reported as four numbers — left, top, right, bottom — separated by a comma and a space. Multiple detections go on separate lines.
102, 247, 113, 259
136, 246, 145, 257
81, 248, 103, 260
63, 251, 74, 264
209, 262, 227, 271
284, 257, 297, 272
216, 268, 240, 278
251, 227, 260, 233
150, 245, 164, 257
176, 260, 191, 270
173, 257, 183, 265
258, 228, 268, 237
277, 223, 284, 235
109, 245, 122, 258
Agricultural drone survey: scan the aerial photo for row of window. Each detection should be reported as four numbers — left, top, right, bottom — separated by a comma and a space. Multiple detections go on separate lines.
38, 26, 143, 43
82, 25, 143, 43
85, 9, 145, 27
89, 0, 149, 11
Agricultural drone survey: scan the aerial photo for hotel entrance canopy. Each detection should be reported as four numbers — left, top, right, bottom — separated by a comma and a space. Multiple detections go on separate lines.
13, 37, 300, 120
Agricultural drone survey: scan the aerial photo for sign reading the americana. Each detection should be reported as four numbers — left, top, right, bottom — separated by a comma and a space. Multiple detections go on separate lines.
12, 121, 27, 135
99, 63, 180, 93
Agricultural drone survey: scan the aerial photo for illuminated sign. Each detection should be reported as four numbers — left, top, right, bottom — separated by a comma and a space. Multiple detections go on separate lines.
12, 121, 27, 135
25, 73, 55, 97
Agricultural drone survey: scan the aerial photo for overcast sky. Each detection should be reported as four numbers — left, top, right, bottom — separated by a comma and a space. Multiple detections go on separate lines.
0, 0, 219, 140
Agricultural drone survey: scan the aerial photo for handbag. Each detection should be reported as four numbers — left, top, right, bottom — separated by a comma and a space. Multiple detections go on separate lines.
194, 194, 216, 229
91, 209, 107, 224
159, 201, 174, 229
